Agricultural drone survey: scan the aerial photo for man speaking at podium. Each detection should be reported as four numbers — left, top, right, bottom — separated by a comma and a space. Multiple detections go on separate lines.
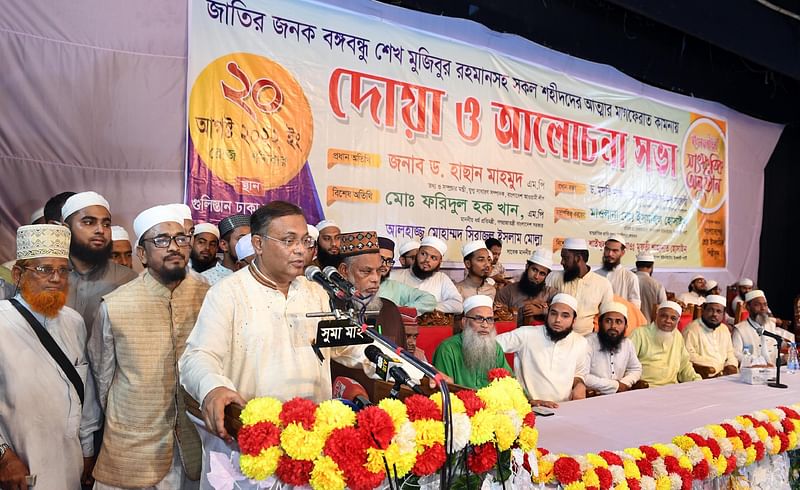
180, 202, 371, 442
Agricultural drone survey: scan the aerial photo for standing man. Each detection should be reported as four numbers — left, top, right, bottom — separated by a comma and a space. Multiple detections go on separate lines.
732, 290, 791, 365
485, 238, 509, 285
630, 301, 701, 386
495, 248, 556, 326
315, 219, 342, 268
392, 236, 463, 314
190, 223, 220, 273
584, 302, 642, 395
202, 214, 250, 285
397, 241, 420, 269
433, 295, 511, 389
545, 238, 613, 335
730, 278, 754, 318
596, 236, 641, 308
455, 240, 496, 300
377, 236, 437, 314
634, 253, 667, 323
61, 191, 138, 337
0, 224, 101, 488
110, 226, 134, 269
682, 295, 738, 378
678, 275, 707, 306
234, 234, 256, 269
90, 205, 208, 489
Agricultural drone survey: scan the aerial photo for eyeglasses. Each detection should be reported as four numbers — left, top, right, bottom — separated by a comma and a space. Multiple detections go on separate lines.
142, 235, 192, 248
22, 265, 73, 279
261, 234, 316, 249
464, 315, 495, 325
380, 257, 395, 266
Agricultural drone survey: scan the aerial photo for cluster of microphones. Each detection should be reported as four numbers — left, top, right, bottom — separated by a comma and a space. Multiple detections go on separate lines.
333, 346, 424, 410
305, 265, 358, 300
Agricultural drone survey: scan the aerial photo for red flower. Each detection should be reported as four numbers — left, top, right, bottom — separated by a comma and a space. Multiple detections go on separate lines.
279, 397, 317, 430
706, 438, 721, 458
678, 469, 692, 490
238, 421, 281, 456
754, 441, 765, 460
692, 459, 709, 480
487, 368, 511, 382
778, 433, 790, 452
538, 448, 550, 457
325, 427, 368, 467
598, 450, 622, 467
782, 418, 795, 433
553, 457, 582, 484
405, 394, 442, 421
523, 411, 536, 428
779, 406, 800, 419
719, 424, 737, 438
275, 456, 313, 486
639, 445, 659, 461
724, 455, 737, 474
522, 452, 532, 473
595, 466, 613, 490
467, 442, 498, 474
342, 464, 385, 490
763, 423, 778, 438
664, 455, 680, 473
635, 458, 653, 477
626, 478, 641, 490
686, 432, 707, 446
412, 443, 446, 475
455, 390, 486, 417
738, 430, 752, 448
357, 406, 396, 449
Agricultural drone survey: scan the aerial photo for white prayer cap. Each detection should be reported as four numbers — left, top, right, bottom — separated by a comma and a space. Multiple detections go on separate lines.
29, 207, 44, 224
461, 240, 488, 258
398, 241, 420, 256
111, 226, 130, 242
562, 238, 588, 251
705, 294, 726, 307
528, 248, 553, 269
600, 301, 628, 321
657, 301, 682, 315
61, 191, 110, 221
636, 253, 655, 262
420, 236, 447, 256
606, 234, 626, 247
706, 280, 718, 290
738, 278, 754, 287
235, 234, 255, 260
16, 224, 71, 260
463, 294, 493, 313
551, 293, 578, 313
194, 222, 220, 239
690, 274, 705, 282
133, 205, 184, 245
315, 219, 339, 232
745, 290, 766, 303
169, 203, 193, 222
307, 224, 319, 241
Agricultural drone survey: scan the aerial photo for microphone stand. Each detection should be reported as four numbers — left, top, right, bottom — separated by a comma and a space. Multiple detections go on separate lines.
762, 330, 788, 389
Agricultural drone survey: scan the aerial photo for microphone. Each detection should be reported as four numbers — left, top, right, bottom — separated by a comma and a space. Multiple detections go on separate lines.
332, 376, 372, 410
389, 365, 424, 395
323, 266, 358, 298
305, 266, 346, 300
364, 345, 424, 395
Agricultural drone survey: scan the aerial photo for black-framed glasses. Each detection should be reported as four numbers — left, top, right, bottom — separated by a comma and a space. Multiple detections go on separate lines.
142, 235, 192, 248
380, 257, 395, 266
22, 265, 73, 279
464, 315, 495, 325
261, 234, 316, 249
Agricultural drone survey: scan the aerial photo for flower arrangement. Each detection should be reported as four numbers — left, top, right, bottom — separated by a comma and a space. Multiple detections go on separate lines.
236, 368, 538, 489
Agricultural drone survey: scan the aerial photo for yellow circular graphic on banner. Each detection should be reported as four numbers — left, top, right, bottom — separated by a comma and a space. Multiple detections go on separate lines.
681, 117, 727, 214
189, 52, 313, 191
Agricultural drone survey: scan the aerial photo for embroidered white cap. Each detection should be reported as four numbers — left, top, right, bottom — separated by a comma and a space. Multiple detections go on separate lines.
111, 226, 130, 242
420, 236, 447, 256
133, 205, 184, 245
745, 290, 766, 303
551, 293, 578, 312
527, 248, 553, 269
16, 224, 71, 260
738, 278, 754, 287
194, 222, 220, 239
398, 241, 420, 256
61, 191, 110, 221
606, 234, 626, 247
461, 240, 489, 259
315, 219, 339, 233
463, 294, 494, 313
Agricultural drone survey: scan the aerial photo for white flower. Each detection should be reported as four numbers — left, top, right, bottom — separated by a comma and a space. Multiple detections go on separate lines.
752, 411, 769, 423
652, 459, 667, 477
687, 446, 704, 465
609, 465, 625, 484
503, 410, 523, 435
574, 455, 588, 472
450, 413, 471, 453
735, 449, 746, 467
718, 438, 733, 457
640, 475, 657, 490
395, 421, 417, 454
695, 428, 712, 439
669, 473, 682, 490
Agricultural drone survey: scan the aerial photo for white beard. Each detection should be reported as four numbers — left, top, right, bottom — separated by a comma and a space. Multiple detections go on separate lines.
655, 328, 674, 346
462, 327, 498, 373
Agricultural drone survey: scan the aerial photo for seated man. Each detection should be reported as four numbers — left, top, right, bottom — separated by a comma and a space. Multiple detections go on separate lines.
455, 240, 496, 300
494, 248, 556, 326
393, 236, 463, 314
397, 241, 419, 269
732, 290, 791, 365
729, 278, 753, 318
677, 275, 706, 306
631, 301, 701, 386
433, 295, 511, 389
377, 236, 437, 314
404, 323, 427, 362
496, 293, 588, 408
682, 295, 738, 378
585, 302, 642, 395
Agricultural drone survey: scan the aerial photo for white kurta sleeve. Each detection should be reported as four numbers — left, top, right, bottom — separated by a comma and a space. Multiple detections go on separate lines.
574, 341, 589, 381
436, 275, 463, 314
619, 343, 642, 387
179, 287, 237, 406
87, 302, 115, 411
496, 327, 529, 353
732, 328, 745, 363
722, 333, 738, 368
628, 273, 641, 308
583, 352, 620, 395
79, 353, 102, 457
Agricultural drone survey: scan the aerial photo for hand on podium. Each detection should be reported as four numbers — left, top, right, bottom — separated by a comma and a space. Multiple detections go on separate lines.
203, 386, 247, 442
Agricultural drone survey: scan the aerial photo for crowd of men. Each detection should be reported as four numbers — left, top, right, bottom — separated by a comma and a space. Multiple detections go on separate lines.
0, 192, 793, 489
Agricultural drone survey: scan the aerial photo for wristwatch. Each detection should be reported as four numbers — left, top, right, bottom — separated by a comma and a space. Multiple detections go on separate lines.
0, 443, 10, 460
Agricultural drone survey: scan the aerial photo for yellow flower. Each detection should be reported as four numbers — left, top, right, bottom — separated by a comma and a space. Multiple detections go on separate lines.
314, 400, 356, 438
678, 455, 693, 471
706, 425, 726, 439
715, 456, 727, 475
770, 435, 781, 455
368, 443, 416, 478
533, 459, 554, 484
494, 413, 516, 451
377, 398, 408, 430
614, 482, 630, 490
582, 468, 600, 487
624, 447, 645, 460
586, 453, 608, 468
413, 419, 444, 449
764, 409, 779, 422
754, 426, 769, 442
429, 392, 466, 414
239, 446, 282, 480
622, 459, 641, 479
564, 482, 586, 490
240, 397, 282, 426
672, 435, 695, 452
518, 427, 538, 453
745, 446, 757, 465
310, 455, 346, 490
651, 443, 672, 457
735, 416, 753, 428
280, 423, 325, 461
469, 409, 496, 445
792, 419, 800, 432
700, 446, 713, 463
789, 431, 798, 449
655, 475, 671, 490
729, 437, 744, 452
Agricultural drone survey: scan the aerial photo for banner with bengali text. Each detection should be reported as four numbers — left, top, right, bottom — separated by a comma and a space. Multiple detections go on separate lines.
186, 0, 728, 268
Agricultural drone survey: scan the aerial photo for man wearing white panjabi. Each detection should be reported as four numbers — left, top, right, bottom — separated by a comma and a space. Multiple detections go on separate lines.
584, 302, 642, 395
392, 236, 464, 313
732, 290, 793, 365
0, 224, 101, 489
595, 235, 641, 308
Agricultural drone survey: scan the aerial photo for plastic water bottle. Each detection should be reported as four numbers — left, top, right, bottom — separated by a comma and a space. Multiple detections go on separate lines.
742, 346, 752, 368
787, 342, 799, 374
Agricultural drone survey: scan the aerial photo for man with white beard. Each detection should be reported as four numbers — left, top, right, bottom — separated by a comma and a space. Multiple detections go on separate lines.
433, 295, 510, 389
631, 301, 701, 386
496, 293, 589, 408
732, 290, 792, 365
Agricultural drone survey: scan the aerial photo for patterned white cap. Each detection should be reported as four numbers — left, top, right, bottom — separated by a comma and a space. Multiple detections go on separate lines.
133, 205, 184, 244
194, 222, 220, 239
111, 226, 130, 242
738, 278, 754, 287
705, 294, 726, 306
600, 301, 628, 321
61, 191, 110, 221
658, 301, 682, 315
315, 219, 339, 232
235, 234, 255, 260
398, 241, 420, 256
563, 238, 588, 251
463, 294, 493, 313
420, 236, 447, 256
745, 290, 765, 303
16, 224, 71, 260
307, 224, 319, 241
551, 293, 578, 312
461, 240, 489, 258
528, 248, 553, 269
690, 274, 705, 282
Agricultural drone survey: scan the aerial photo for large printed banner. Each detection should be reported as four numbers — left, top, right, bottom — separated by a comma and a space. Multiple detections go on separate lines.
186, 0, 728, 267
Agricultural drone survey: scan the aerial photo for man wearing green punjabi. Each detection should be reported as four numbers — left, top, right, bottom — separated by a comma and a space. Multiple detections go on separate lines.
433, 294, 511, 389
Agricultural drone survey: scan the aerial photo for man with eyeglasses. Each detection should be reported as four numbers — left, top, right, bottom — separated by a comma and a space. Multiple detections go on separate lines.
377, 236, 436, 314
61, 191, 137, 339
88, 205, 209, 489
392, 236, 463, 314
0, 224, 101, 488
181, 201, 372, 454
497, 293, 589, 408
432, 295, 511, 389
